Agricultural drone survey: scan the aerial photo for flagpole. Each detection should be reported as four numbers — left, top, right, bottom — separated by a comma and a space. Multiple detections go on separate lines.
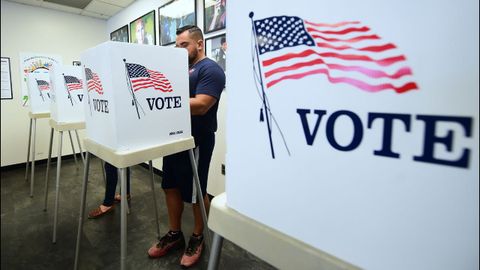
249, 12, 275, 159
62, 73, 74, 106
84, 67, 93, 116
35, 79, 45, 102
123, 59, 141, 119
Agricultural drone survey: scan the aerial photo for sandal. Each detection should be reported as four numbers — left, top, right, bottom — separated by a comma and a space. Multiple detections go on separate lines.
114, 193, 131, 203
88, 205, 114, 219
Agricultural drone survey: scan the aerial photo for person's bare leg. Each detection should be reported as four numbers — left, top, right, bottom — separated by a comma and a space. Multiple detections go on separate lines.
164, 188, 184, 231
192, 195, 210, 235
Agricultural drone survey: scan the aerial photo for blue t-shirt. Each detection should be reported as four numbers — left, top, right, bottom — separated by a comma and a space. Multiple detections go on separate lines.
189, 57, 225, 137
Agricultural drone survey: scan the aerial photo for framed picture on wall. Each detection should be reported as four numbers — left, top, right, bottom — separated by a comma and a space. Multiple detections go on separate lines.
110, 25, 129, 42
204, 0, 226, 34
1, 57, 13, 100
129, 10, 156, 45
159, 0, 196, 46
205, 34, 226, 72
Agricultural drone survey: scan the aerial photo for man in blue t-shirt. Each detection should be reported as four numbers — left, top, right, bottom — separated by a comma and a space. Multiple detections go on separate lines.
148, 25, 225, 268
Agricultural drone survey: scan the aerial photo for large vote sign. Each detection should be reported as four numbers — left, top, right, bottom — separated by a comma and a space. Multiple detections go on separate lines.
80, 41, 191, 151
27, 72, 51, 114
227, 1, 479, 270
49, 65, 86, 123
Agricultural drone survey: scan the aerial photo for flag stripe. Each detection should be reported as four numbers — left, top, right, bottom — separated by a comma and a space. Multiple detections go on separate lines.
265, 58, 413, 80
266, 67, 418, 93
316, 42, 396, 52
262, 49, 406, 67
309, 33, 381, 43
66, 84, 83, 91
304, 20, 360, 28
317, 26, 371, 35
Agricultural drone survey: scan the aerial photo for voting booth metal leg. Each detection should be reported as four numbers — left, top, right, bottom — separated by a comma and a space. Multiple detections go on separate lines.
74, 130, 85, 164
43, 128, 54, 211
148, 160, 161, 239
116, 178, 131, 215
188, 149, 212, 253
207, 232, 224, 270
74, 152, 90, 270
100, 160, 106, 185
29, 119, 37, 197
119, 168, 128, 270
25, 118, 33, 181
68, 130, 79, 169
52, 131, 63, 243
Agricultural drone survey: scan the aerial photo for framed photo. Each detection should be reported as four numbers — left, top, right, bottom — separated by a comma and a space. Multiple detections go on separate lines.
72, 61, 81, 66
110, 25, 129, 42
130, 10, 156, 45
205, 34, 226, 72
204, 0, 226, 34
1, 57, 13, 100
159, 0, 196, 46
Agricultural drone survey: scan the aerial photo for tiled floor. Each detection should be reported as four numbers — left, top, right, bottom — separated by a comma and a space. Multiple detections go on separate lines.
1, 156, 276, 270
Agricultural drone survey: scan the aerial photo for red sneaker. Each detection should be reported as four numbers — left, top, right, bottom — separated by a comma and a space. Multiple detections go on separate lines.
180, 235, 204, 268
148, 231, 185, 258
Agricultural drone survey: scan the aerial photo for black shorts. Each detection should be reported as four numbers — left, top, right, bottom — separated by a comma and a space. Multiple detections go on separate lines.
162, 133, 215, 203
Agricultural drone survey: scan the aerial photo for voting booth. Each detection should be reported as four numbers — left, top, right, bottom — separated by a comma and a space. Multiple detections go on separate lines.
49, 65, 86, 123
74, 41, 204, 270
80, 41, 191, 152
27, 72, 51, 114
43, 64, 87, 243
213, 1, 479, 270
25, 72, 52, 197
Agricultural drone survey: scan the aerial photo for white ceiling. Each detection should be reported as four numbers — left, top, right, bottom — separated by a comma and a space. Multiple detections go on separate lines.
4, 0, 136, 20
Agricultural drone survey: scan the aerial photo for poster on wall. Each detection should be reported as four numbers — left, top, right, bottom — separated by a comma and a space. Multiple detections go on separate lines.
130, 10, 156, 45
205, 34, 226, 72
19, 52, 62, 106
204, 0, 226, 33
110, 25, 129, 42
1, 57, 13, 100
159, 0, 196, 46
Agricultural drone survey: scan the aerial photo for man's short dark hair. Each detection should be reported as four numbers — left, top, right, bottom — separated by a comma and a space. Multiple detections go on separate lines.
176, 25, 203, 41
221, 37, 226, 44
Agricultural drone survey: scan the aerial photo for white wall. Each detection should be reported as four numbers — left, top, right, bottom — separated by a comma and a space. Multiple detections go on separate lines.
1, 1, 107, 166
107, 0, 227, 196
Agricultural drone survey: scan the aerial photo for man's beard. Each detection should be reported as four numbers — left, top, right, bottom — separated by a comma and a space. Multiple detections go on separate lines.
188, 50, 198, 66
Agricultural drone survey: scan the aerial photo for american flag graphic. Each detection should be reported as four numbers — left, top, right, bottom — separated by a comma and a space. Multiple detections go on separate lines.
253, 15, 418, 93
126, 63, 173, 92
85, 68, 104, 94
64, 75, 83, 91
36, 80, 50, 91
